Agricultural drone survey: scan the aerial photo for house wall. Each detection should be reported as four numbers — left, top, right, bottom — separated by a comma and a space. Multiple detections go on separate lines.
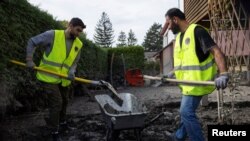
162, 40, 174, 75
162, 46, 173, 75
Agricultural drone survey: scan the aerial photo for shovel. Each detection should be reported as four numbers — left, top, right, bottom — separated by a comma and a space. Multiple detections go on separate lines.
9, 60, 124, 106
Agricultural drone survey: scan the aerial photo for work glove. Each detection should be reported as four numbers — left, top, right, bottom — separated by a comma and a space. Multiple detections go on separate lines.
99, 80, 106, 85
161, 72, 175, 83
161, 75, 169, 83
67, 71, 75, 81
215, 73, 229, 89
26, 59, 35, 68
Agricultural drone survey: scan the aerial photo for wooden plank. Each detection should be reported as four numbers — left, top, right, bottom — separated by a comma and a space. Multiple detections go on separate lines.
186, 0, 201, 21
188, 1, 208, 23
185, 0, 196, 17
185, 0, 208, 23
185, 0, 194, 15
193, 5, 208, 23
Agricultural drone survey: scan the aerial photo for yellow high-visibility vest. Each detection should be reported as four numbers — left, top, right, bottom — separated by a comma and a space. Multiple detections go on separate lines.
36, 30, 82, 87
174, 24, 217, 96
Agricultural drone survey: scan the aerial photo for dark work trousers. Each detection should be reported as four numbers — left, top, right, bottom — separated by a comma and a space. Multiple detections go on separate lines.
41, 82, 69, 132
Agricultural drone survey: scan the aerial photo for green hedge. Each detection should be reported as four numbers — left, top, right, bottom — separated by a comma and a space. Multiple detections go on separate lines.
107, 46, 144, 86
77, 37, 108, 80
0, 0, 64, 116
108, 46, 144, 70
143, 60, 160, 75
0, 0, 63, 71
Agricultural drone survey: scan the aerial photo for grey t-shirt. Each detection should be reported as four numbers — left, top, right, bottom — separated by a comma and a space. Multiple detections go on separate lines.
26, 30, 81, 73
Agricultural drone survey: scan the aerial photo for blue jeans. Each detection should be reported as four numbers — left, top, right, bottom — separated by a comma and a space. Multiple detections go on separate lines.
175, 95, 205, 141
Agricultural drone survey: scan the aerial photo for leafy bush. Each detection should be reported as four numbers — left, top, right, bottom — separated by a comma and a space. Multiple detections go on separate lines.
107, 46, 144, 86
143, 60, 160, 76
0, 0, 63, 117
108, 46, 144, 70
77, 37, 108, 80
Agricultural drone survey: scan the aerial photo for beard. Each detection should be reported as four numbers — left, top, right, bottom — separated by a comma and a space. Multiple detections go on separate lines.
171, 22, 180, 34
70, 32, 76, 39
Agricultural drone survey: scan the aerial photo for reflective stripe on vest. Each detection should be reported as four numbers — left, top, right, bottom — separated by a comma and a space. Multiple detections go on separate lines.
36, 30, 82, 87
174, 24, 217, 96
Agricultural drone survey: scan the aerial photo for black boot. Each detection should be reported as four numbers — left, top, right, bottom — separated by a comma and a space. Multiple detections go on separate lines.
51, 132, 62, 141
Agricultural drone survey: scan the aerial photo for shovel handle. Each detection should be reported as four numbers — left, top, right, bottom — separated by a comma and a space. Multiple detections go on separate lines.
143, 75, 215, 86
9, 60, 100, 85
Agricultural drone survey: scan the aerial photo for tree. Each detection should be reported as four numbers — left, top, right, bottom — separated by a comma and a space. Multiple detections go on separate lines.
142, 23, 163, 51
127, 29, 137, 46
94, 12, 114, 47
58, 20, 68, 29
116, 31, 127, 47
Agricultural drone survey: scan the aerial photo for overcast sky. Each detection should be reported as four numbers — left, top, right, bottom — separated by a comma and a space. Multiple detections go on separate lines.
28, 0, 183, 45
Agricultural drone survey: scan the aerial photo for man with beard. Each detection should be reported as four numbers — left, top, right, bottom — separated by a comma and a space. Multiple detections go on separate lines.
26, 17, 86, 141
160, 8, 229, 141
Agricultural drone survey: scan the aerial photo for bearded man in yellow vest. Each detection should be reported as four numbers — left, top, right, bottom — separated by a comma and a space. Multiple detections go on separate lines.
26, 17, 86, 141
160, 8, 229, 141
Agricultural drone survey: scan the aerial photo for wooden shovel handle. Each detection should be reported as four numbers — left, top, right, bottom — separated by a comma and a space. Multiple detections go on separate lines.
143, 75, 215, 86
9, 60, 100, 85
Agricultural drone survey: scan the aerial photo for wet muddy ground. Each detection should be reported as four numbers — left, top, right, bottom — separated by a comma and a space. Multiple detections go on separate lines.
1, 86, 250, 141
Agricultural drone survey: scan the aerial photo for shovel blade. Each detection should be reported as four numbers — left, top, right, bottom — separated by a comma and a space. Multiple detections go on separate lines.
100, 80, 124, 106
152, 81, 162, 87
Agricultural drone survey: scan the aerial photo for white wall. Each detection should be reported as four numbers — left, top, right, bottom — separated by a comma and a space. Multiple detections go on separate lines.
162, 46, 173, 75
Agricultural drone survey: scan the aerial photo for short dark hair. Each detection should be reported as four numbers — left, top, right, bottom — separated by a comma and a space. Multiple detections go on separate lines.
165, 8, 186, 20
69, 17, 86, 29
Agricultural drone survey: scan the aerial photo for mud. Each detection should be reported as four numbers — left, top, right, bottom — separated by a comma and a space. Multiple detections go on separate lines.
1, 86, 250, 141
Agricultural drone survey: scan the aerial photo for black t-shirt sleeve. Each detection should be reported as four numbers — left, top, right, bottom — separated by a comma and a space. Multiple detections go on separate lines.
195, 26, 216, 53
194, 26, 216, 62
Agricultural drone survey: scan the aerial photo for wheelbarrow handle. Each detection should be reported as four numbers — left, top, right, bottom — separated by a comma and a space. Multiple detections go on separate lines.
144, 111, 173, 129
9, 60, 100, 85
143, 75, 215, 86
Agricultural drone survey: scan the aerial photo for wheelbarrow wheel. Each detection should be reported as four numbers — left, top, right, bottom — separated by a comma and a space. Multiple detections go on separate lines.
134, 129, 142, 141
106, 128, 120, 141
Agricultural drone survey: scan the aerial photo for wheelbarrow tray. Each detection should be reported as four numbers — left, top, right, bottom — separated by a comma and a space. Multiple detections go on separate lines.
95, 93, 148, 130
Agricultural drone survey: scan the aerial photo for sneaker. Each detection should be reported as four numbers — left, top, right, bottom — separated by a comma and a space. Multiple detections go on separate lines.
51, 132, 62, 141
164, 130, 178, 141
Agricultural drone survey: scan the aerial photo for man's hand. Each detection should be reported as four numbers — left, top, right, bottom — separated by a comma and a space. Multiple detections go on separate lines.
67, 72, 75, 81
161, 75, 169, 83
26, 57, 35, 68
161, 72, 175, 83
215, 73, 229, 89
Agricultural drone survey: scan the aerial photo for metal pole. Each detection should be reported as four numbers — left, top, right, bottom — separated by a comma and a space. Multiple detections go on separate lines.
217, 90, 221, 123
110, 53, 115, 85
121, 54, 126, 87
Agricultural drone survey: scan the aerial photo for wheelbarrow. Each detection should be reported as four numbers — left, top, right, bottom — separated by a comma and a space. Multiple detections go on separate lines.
95, 93, 147, 141
95, 93, 173, 141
